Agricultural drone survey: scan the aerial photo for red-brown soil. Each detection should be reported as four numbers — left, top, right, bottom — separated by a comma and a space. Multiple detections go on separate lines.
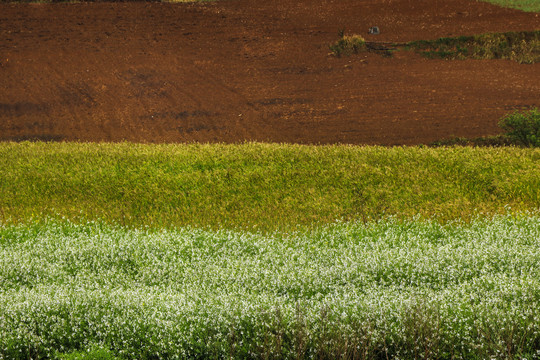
1, 0, 539, 145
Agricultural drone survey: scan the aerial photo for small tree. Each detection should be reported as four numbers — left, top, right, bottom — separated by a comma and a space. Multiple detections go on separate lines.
499, 108, 540, 147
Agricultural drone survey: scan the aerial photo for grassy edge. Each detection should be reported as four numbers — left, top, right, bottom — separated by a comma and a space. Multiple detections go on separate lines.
478, 0, 540, 12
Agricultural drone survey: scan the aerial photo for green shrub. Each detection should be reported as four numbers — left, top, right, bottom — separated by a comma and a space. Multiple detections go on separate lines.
499, 108, 540, 147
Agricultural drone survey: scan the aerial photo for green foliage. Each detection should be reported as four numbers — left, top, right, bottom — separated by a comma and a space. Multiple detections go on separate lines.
1, 216, 540, 358
1, 143, 539, 231
499, 108, 540, 147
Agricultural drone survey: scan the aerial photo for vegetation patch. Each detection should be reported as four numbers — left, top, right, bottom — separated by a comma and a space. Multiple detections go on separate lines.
332, 31, 540, 64
1, 216, 540, 359
330, 32, 396, 57
407, 31, 540, 64
329, 33, 367, 57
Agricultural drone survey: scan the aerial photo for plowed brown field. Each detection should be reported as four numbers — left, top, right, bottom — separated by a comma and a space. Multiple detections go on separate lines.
1, 0, 539, 145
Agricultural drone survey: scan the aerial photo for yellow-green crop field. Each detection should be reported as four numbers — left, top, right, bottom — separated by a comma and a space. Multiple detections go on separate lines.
1, 142, 539, 231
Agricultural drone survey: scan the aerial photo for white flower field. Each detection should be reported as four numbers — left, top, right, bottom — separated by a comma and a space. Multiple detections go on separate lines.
1, 216, 539, 359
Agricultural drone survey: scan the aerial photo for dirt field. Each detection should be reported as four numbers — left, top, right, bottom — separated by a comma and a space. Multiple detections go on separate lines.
1, 0, 539, 145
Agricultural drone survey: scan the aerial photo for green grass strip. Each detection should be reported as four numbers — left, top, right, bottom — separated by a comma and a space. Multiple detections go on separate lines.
479, 0, 540, 12
1, 216, 539, 358
1, 142, 539, 231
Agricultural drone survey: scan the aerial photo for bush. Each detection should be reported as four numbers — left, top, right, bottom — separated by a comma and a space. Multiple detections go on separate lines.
499, 108, 540, 147
330, 34, 366, 57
